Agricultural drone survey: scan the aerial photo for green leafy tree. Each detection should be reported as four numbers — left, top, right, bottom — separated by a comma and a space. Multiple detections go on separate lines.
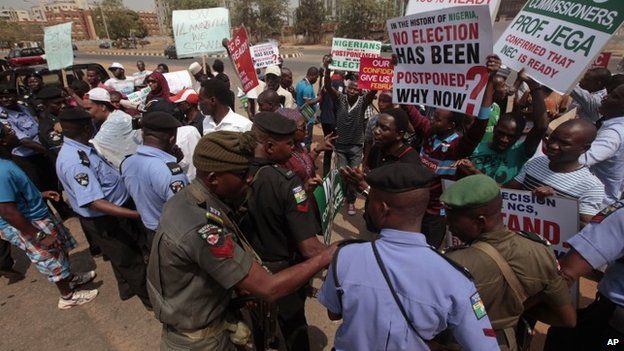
231, 0, 288, 42
167, 0, 219, 10
294, 0, 325, 44
335, 0, 380, 39
92, 0, 149, 40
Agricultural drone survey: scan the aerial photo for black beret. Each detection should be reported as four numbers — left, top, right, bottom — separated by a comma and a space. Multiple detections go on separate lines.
366, 163, 435, 193
0, 83, 16, 95
253, 112, 296, 135
141, 111, 182, 130
36, 86, 64, 100
58, 107, 92, 122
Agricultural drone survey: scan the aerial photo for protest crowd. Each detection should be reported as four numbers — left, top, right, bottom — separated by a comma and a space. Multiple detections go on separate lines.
2, 2, 624, 351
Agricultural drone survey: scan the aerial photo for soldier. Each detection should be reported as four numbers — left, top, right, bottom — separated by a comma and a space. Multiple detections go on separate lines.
318, 163, 499, 350
441, 174, 576, 350
242, 112, 327, 351
55, 107, 150, 307
147, 131, 337, 351
121, 111, 189, 251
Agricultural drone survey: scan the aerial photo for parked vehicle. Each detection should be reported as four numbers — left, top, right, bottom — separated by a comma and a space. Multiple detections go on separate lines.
6, 47, 46, 67
99, 41, 111, 49
0, 63, 109, 95
164, 45, 177, 59
381, 42, 392, 53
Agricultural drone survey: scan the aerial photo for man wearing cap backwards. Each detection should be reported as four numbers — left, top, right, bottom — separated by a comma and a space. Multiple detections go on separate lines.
440, 174, 576, 351
121, 112, 189, 251
55, 107, 150, 308
84, 87, 141, 169
147, 130, 337, 351
318, 163, 499, 351
105, 62, 135, 96
241, 112, 327, 351
170, 88, 204, 134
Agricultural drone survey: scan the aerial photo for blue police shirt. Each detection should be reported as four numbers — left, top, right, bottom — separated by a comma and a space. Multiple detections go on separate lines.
318, 229, 499, 351
121, 145, 189, 231
0, 105, 41, 157
55, 137, 129, 218
0, 158, 48, 229
295, 78, 317, 110
567, 201, 624, 306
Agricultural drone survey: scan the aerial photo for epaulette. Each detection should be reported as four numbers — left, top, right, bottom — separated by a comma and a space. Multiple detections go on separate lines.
430, 247, 474, 280
77, 150, 90, 166
441, 244, 469, 254
590, 201, 624, 224
518, 231, 550, 246
271, 164, 295, 179
166, 162, 183, 175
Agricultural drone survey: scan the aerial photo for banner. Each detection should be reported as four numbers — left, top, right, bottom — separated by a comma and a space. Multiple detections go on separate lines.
442, 180, 580, 258
163, 70, 194, 94
329, 37, 382, 72
358, 57, 394, 90
227, 26, 259, 93
494, 0, 624, 93
406, 0, 501, 24
387, 5, 493, 115
314, 170, 345, 245
44, 22, 73, 71
172, 8, 230, 58
250, 42, 280, 69
592, 51, 612, 68
126, 87, 151, 105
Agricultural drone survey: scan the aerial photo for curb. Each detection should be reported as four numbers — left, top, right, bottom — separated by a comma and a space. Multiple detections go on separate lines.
86, 51, 303, 59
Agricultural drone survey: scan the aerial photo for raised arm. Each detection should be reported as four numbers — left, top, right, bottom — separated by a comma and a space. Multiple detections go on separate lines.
322, 55, 339, 100
520, 71, 548, 157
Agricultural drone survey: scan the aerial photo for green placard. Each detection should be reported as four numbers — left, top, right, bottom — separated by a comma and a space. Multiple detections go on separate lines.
314, 170, 345, 244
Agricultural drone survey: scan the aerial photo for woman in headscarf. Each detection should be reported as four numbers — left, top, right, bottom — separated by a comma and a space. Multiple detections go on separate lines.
145, 72, 171, 101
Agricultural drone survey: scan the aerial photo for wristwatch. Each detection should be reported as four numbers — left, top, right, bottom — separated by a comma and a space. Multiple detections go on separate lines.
34, 230, 47, 242
361, 185, 371, 197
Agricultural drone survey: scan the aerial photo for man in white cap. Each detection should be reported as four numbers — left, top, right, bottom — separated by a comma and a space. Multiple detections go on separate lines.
105, 62, 135, 96
248, 65, 296, 114
188, 62, 208, 92
84, 87, 141, 168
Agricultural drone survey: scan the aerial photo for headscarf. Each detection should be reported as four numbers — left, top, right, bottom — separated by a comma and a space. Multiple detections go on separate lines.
146, 72, 171, 101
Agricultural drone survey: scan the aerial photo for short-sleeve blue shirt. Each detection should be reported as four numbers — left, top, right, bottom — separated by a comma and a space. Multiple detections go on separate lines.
318, 229, 499, 351
0, 105, 41, 157
0, 158, 48, 229
55, 137, 129, 218
121, 145, 189, 230
295, 78, 317, 110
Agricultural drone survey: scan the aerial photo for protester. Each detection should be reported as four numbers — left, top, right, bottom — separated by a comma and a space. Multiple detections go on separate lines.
132, 60, 151, 86
281, 67, 296, 97
319, 163, 499, 351
212, 59, 226, 79
145, 72, 171, 101
155, 63, 169, 74
86, 65, 106, 90
213, 71, 236, 112
362, 91, 398, 168
23, 72, 45, 112
569, 67, 611, 122
170, 88, 203, 134
257, 89, 281, 113
105, 62, 135, 96
505, 119, 606, 225
199, 79, 252, 135
295, 66, 320, 110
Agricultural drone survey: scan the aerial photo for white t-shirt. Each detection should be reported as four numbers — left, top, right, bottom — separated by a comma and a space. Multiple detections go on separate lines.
176, 125, 201, 180
104, 77, 135, 96
91, 110, 142, 169
202, 108, 252, 135
132, 70, 152, 86
248, 80, 296, 109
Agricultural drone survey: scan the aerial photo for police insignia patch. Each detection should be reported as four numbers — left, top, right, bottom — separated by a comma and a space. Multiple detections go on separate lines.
590, 201, 624, 224
209, 207, 221, 217
470, 292, 487, 320
292, 186, 307, 204
169, 180, 185, 193
74, 173, 89, 186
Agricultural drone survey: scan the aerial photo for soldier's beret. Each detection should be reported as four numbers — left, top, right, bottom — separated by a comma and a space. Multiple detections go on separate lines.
253, 112, 296, 136
58, 107, 92, 121
366, 163, 435, 193
141, 111, 182, 131
441, 174, 500, 210
0, 83, 16, 95
37, 86, 64, 100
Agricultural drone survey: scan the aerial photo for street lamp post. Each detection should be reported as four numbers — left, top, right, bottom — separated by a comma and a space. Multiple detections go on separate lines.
99, 3, 111, 41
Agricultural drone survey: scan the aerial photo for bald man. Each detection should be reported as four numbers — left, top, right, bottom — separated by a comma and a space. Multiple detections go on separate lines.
257, 90, 281, 113
506, 119, 606, 225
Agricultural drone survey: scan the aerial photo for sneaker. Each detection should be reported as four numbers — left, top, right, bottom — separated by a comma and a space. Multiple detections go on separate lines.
69, 270, 96, 290
347, 203, 356, 216
58, 289, 98, 309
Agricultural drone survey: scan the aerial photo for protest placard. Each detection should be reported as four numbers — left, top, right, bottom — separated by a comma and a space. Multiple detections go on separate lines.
406, 0, 501, 24
358, 57, 394, 90
172, 8, 230, 58
44, 22, 73, 71
329, 38, 382, 72
163, 70, 193, 94
227, 26, 259, 93
387, 5, 493, 115
250, 42, 280, 69
314, 170, 345, 244
494, 0, 624, 93
591, 51, 612, 68
442, 180, 579, 258
126, 87, 151, 105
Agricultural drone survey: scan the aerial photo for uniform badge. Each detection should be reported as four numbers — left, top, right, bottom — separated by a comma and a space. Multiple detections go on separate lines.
74, 173, 89, 186
470, 292, 487, 320
292, 186, 307, 204
590, 201, 624, 224
169, 180, 185, 193
197, 223, 233, 258
209, 207, 221, 217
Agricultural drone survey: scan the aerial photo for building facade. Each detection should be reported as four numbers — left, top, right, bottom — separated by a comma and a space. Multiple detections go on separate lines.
138, 11, 160, 37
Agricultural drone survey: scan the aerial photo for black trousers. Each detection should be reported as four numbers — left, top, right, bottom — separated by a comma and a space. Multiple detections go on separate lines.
321, 123, 336, 177
79, 215, 150, 308
0, 239, 13, 270
422, 213, 447, 249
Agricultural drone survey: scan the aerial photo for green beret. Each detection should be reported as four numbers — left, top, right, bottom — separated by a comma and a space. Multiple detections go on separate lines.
58, 107, 92, 122
253, 112, 296, 136
366, 163, 435, 193
37, 86, 64, 100
441, 174, 500, 210
193, 131, 256, 173
141, 111, 182, 131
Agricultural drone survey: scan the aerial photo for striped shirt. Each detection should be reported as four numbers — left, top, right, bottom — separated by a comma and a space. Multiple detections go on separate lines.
335, 95, 367, 146
514, 155, 606, 216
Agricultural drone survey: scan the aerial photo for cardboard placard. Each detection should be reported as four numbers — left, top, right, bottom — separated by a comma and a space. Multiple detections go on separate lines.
358, 57, 394, 90
44, 22, 73, 71
406, 0, 501, 24
172, 8, 230, 58
250, 42, 280, 69
314, 170, 345, 245
227, 26, 260, 93
330, 37, 382, 72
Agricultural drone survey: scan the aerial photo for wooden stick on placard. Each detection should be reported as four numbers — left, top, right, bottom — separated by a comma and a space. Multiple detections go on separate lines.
202, 55, 207, 75
61, 69, 68, 88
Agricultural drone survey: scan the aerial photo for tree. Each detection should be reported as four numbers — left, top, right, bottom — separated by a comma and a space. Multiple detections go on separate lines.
335, 0, 380, 39
231, 0, 288, 42
167, 0, 219, 10
92, 0, 149, 40
294, 0, 325, 44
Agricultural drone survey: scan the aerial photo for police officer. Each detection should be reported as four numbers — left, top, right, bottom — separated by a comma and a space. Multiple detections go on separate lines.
441, 174, 576, 350
147, 131, 336, 351
36, 86, 68, 159
121, 111, 189, 251
243, 112, 326, 351
55, 107, 150, 307
544, 201, 624, 350
318, 163, 500, 350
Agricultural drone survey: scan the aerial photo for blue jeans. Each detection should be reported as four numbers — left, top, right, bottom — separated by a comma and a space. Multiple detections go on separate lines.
334, 144, 363, 204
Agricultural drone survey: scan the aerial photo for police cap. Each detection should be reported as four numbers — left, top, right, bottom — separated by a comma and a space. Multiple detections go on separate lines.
141, 111, 182, 131
0, 83, 17, 95
440, 174, 500, 210
366, 163, 435, 193
58, 107, 92, 122
37, 86, 64, 100
253, 112, 296, 136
